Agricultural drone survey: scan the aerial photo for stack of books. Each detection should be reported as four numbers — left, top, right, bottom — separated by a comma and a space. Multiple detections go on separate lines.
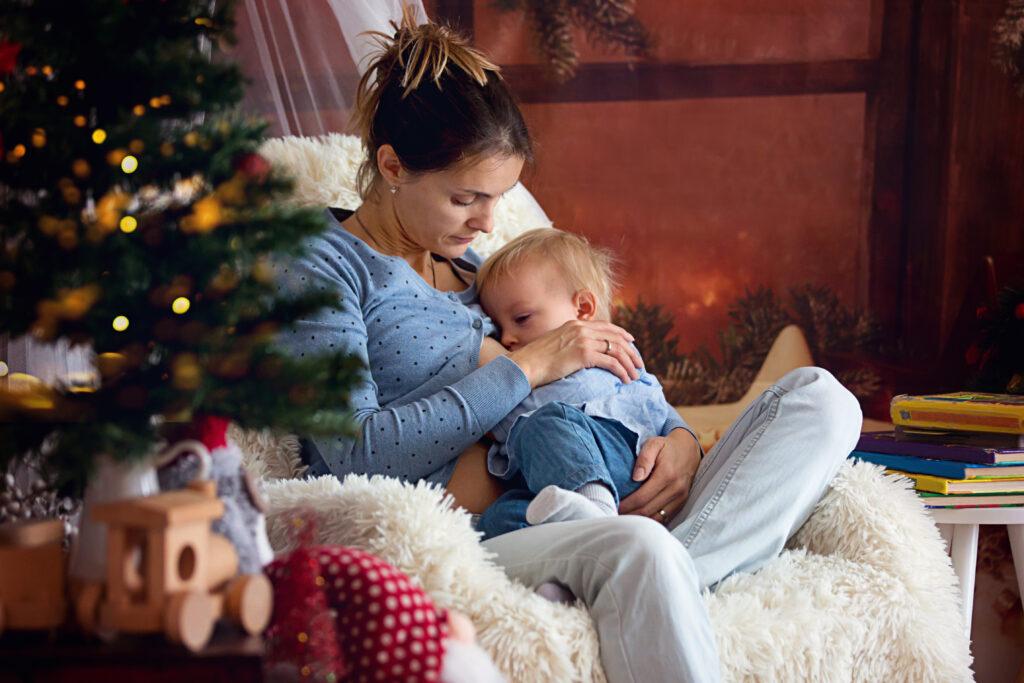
851, 392, 1024, 509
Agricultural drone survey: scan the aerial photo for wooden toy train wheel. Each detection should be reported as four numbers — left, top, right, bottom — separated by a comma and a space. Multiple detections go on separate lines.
163, 591, 217, 652
224, 573, 273, 635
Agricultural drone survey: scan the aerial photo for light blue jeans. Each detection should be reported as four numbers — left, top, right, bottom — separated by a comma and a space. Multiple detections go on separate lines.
482, 367, 863, 683
478, 402, 642, 540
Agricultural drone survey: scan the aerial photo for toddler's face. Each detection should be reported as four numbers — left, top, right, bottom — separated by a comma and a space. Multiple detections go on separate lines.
481, 257, 581, 350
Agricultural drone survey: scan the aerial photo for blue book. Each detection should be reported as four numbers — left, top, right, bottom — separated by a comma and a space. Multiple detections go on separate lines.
850, 450, 1024, 480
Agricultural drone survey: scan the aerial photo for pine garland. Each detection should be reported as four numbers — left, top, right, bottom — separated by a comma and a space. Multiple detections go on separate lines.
493, 0, 653, 82
616, 286, 882, 406
0, 0, 362, 493
995, 0, 1024, 96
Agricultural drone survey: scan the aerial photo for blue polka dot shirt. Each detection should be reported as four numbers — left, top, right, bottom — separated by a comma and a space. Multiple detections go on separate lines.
278, 209, 531, 486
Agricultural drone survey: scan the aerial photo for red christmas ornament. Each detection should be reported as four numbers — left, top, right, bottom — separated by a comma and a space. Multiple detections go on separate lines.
235, 152, 271, 184
1015, 302, 1024, 320
0, 42, 21, 75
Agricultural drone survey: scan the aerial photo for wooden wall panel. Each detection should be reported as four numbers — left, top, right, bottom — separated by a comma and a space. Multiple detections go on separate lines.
520, 94, 867, 351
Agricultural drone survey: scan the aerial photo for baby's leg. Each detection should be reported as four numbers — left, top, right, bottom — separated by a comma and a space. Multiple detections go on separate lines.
477, 488, 532, 540
509, 403, 636, 524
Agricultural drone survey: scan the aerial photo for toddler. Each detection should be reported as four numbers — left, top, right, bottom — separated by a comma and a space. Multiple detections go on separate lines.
475, 229, 698, 540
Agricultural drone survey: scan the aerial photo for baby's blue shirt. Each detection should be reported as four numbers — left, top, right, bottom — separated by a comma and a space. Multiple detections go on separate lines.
277, 209, 531, 486
486, 362, 696, 479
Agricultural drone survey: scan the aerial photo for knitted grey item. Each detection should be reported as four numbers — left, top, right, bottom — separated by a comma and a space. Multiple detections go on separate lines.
157, 444, 267, 574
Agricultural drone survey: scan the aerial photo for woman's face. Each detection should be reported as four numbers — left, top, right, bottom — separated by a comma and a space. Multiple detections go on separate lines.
394, 152, 525, 259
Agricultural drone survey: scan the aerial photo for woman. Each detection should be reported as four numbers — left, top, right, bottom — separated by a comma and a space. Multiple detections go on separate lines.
282, 15, 862, 683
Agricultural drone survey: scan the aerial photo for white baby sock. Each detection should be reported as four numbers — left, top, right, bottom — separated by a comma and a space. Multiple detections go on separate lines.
525, 484, 616, 525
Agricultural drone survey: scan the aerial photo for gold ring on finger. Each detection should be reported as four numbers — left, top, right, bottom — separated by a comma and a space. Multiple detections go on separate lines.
604, 338, 611, 354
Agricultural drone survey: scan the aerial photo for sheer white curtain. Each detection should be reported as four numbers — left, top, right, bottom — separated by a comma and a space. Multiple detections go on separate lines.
230, 0, 427, 136
5, 1, 424, 385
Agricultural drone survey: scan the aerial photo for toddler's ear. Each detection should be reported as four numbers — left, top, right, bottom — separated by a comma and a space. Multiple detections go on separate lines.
574, 290, 597, 320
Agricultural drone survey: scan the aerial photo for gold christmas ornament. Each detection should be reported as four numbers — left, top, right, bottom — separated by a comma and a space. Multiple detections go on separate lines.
132, 104, 145, 116
11, 144, 26, 159
91, 129, 107, 144
95, 190, 130, 232
112, 316, 130, 332
73, 115, 86, 127
120, 155, 139, 174
181, 196, 224, 233
73, 79, 86, 90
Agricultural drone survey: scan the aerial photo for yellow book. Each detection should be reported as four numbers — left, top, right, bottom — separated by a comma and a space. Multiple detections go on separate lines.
886, 469, 1024, 494
890, 392, 1024, 435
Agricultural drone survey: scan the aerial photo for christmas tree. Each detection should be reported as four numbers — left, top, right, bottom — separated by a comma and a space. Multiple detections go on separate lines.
0, 0, 361, 492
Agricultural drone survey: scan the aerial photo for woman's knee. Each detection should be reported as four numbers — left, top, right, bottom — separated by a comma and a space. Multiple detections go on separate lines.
777, 366, 862, 454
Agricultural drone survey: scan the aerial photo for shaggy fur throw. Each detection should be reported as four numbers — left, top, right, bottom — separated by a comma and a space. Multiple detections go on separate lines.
254, 454, 973, 682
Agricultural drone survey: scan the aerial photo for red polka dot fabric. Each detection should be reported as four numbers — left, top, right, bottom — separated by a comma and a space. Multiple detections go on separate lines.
267, 545, 449, 683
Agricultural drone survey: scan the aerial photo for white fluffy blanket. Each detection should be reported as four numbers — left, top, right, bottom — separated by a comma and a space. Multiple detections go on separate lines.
259, 460, 974, 682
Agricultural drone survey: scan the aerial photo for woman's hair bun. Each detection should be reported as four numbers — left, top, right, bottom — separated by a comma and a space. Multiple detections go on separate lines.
351, 6, 532, 198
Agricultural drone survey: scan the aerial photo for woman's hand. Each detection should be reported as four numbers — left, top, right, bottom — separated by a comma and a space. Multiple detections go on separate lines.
619, 428, 702, 524
506, 320, 641, 388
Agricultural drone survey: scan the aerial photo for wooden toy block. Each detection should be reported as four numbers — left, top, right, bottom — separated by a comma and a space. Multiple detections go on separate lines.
0, 518, 66, 635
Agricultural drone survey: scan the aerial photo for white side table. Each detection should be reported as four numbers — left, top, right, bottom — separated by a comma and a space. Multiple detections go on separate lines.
927, 506, 1024, 638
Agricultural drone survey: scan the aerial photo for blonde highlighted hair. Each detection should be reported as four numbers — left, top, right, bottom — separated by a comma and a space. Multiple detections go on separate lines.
351, 6, 532, 198
477, 229, 619, 320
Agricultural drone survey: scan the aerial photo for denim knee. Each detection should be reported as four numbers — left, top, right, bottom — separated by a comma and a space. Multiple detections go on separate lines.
776, 366, 862, 464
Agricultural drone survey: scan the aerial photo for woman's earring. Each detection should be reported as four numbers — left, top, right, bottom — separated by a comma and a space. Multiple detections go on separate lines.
389, 185, 398, 194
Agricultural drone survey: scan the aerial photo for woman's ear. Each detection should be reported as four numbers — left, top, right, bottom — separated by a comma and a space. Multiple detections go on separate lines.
376, 144, 404, 189
574, 290, 597, 321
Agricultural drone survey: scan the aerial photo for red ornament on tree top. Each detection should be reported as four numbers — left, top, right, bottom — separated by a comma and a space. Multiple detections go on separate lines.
234, 152, 271, 184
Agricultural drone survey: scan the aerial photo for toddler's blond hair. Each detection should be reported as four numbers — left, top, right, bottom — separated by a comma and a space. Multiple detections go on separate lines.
477, 228, 618, 320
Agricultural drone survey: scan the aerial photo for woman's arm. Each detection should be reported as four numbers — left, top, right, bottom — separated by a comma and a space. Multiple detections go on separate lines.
507, 320, 643, 388
279, 241, 532, 482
